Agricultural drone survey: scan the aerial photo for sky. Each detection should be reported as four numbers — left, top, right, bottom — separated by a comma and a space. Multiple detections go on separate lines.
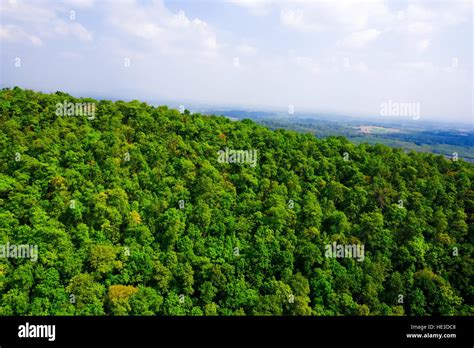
0, 0, 472, 123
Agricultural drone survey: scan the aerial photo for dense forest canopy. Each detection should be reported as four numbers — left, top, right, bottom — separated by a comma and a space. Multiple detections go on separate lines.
0, 87, 472, 316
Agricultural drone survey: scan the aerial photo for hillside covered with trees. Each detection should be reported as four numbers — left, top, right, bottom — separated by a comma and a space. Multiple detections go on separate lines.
0, 87, 472, 316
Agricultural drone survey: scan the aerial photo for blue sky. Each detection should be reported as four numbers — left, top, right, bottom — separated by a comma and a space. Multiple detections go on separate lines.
0, 0, 472, 123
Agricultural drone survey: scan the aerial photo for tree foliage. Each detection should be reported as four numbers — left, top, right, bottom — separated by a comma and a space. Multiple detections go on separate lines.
0, 88, 472, 316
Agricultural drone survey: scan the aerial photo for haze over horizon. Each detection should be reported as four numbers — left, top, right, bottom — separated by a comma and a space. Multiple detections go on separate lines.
1, 0, 472, 123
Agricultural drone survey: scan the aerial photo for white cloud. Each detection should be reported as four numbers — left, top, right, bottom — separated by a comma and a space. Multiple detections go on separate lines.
398, 2, 469, 35
406, 4, 435, 22
0, 24, 43, 46
352, 61, 369, 73
338, 29, 381, 49
278, 0, 391, 32
417, 39, 431, 53
280, 8, 324, 32
237, 44, 257, 55
61, 0, 95, 9
167, 10, 191, 29
293, 55, 325, 74
0, 0, 93, 45
227, 0, 272, 16
106, 1, 220, 55
232, 0, 392, 32
204, 35, 218, 50
292, 52, 370, 75
53, 21, 93, 41
397, 61, 438, 73
0, 0, 56, 23
59, 51, 84, 60
407, 21, 433, 35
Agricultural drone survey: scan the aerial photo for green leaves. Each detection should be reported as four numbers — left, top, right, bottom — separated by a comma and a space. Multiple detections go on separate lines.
0, 87, 471, 316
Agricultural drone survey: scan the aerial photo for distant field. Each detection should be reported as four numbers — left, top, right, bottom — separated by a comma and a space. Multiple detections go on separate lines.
350, 137, 474, 162
353, 126, 401, 134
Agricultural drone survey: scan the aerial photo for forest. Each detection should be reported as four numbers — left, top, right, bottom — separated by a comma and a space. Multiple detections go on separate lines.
0, 87, 472, 316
